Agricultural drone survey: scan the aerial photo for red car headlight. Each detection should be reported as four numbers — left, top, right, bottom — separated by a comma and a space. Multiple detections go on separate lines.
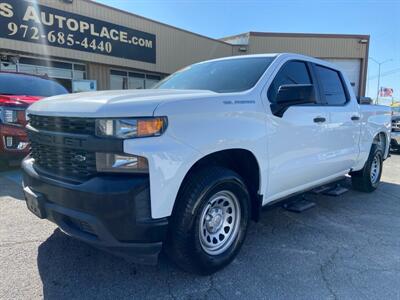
0, 107, 25, 126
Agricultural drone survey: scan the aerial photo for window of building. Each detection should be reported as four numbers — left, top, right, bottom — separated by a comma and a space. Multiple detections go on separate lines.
0, 56, 86, 92
146, 74, 161, 88
110, 69, 162, 90
267, 61, 311, 103
315, 65, 347, 105
110, 70, 128, 90
129, 72, 145, 89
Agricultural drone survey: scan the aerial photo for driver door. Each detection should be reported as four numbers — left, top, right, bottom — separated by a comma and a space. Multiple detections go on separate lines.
264, 60, 331, 201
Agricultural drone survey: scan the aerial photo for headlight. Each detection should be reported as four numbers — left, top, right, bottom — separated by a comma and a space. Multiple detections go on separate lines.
95, 117, 167, 139
4, 109, 17, 123
96, 153, 149, 173
0, 107, 22, 125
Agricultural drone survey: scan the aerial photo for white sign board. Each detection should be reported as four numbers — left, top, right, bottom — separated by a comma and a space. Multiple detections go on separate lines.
72, 80, 97, 93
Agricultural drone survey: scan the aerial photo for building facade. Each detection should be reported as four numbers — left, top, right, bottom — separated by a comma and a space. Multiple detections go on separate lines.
0, 0, 369, 96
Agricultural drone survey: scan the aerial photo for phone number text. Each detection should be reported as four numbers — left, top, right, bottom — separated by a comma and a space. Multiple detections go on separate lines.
8, 22, 112, 53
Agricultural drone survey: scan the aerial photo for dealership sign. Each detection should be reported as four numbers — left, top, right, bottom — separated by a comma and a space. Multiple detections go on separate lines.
0, 0, 156, 63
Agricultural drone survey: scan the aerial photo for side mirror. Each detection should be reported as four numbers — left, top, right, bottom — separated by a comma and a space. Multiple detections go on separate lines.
276, 84, 315, 104
358, 96, 373, 105
271, 84, 315, 117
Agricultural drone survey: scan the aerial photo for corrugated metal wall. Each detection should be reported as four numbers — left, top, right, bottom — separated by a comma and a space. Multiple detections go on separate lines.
248, 35, 367, 58
247, 34, 369, 96
87, 63, 110, 90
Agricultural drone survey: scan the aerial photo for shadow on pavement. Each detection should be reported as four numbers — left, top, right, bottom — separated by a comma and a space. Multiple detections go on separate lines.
37, 229, 190, 299
36, 179, 400, 299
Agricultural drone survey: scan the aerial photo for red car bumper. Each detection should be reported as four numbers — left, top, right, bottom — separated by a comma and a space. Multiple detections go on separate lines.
0, 124, 30, 160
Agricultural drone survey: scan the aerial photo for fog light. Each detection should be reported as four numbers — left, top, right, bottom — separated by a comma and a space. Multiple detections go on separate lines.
96, 153, 149, 173
6, 136, 13, 148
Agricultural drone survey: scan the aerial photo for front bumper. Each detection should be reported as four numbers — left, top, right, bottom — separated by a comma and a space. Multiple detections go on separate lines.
391, 131, 400, 149
22, 157, 168, 265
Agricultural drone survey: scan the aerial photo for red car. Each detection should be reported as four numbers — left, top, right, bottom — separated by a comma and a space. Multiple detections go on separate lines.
0, 72, 68, 167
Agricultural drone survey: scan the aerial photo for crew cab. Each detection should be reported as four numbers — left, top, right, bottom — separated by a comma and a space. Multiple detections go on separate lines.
0, 72, 67, 167
22, 54, 391, 274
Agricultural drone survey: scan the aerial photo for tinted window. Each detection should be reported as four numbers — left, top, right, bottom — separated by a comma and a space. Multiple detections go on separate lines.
0, 73, 68, 97
267, 61, 311, 103
155, 57, 275, 93
316, 66, 347, 105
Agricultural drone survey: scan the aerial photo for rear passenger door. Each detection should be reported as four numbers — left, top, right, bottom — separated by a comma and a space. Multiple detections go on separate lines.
314, 64, 361, 174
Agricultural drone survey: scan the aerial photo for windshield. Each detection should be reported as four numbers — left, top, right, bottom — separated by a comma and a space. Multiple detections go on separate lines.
0, 73, 68, 97
155, 57, 275, 93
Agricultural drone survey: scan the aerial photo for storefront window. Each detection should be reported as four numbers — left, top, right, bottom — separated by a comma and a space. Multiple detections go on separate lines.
110, 69, 162, 90
129, 73, 145, 89
110, 70, 128, 90
146, 74, 161, 88
0, 56, 86, 92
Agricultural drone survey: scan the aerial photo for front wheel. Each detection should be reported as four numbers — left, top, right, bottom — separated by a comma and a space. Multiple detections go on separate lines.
351, 144, 383, 192
165, 167, 251, 275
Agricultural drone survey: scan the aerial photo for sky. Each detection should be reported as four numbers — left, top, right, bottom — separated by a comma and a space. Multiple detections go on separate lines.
96, 0, 400, 105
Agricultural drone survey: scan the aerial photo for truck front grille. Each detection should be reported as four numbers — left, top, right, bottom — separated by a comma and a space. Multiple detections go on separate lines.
30, 141, 97, 179
392, 120, 400, 132
29, 115, 96, 135
27, 115, 98, 180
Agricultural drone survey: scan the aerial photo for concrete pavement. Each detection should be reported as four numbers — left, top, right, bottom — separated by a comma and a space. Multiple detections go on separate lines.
1, 155, 400, 299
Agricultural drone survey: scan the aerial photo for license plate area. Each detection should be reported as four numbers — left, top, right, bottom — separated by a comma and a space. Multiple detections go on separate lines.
24, 187, 46, 219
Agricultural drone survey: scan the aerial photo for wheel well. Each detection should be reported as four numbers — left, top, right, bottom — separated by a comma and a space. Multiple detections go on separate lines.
373, 132, 387, 153
176, 149, 262, 221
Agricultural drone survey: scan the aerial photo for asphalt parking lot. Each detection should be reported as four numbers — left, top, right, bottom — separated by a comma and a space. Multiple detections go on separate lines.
1, 155, 400, 300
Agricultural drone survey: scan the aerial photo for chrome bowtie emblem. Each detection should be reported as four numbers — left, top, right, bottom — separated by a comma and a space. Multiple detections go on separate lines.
73, 155, 86, 162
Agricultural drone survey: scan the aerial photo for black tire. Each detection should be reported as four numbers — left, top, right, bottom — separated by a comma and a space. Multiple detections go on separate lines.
165, 166, 251, 275
351, 143, 383, 193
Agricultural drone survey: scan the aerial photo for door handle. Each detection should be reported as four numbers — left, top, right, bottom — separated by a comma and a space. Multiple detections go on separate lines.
313, 117, 326, 123
351, 116, 360, 121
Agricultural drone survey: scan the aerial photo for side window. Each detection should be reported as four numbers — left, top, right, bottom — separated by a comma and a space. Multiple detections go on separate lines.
315, 65, 347, 105
267, 61, 311, 103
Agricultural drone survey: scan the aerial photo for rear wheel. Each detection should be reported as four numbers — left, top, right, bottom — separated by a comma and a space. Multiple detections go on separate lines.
351, 144, 383, 192
166, 167, 251, 275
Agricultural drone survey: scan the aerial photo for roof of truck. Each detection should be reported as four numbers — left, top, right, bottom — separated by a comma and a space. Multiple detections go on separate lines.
194, 53, 339, 70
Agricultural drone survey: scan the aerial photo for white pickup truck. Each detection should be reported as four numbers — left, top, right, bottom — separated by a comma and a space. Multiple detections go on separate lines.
22, 53, 391, 274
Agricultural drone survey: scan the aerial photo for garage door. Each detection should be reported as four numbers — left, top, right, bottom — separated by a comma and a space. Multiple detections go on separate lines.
324, 58, 361, 96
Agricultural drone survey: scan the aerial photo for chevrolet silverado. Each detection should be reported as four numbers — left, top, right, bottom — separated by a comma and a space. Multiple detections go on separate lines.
22, 53, 391, 274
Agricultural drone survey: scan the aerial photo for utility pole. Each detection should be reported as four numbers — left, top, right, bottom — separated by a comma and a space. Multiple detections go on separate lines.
369, 57, 392, 104
377, 63, 381, 103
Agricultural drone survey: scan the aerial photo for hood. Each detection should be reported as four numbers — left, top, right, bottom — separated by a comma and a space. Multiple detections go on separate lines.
0, 94, 42, 107
27, 89, 217, 117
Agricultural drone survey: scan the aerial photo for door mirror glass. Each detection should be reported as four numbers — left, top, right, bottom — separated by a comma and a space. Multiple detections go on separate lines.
276, 84, 315, 104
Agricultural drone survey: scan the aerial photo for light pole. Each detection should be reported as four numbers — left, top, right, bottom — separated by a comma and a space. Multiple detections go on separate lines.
369, 57, 392, 104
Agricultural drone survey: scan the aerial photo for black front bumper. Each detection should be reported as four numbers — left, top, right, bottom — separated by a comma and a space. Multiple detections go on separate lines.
391, 134, 400, 149
22, 157, 168, 265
